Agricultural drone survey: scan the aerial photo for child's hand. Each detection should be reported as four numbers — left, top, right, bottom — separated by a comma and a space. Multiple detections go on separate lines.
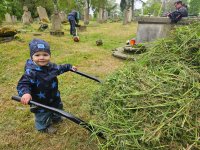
21, 93, 32, 105
71, 66, 77, 72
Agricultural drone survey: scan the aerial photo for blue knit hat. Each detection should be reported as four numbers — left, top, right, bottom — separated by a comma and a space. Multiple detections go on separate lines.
29, 38, 51, 58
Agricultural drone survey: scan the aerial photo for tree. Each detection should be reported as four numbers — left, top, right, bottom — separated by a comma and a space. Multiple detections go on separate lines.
120, 0, 126, 12
189, 0, 200, 15
0, 1, 7, 22
105, 0, 117, 17
1, 0, 23, 19
91, 0, 107, 22
143, 0, 162, 16
121, 0, 133, 24
83, 0, 90, 25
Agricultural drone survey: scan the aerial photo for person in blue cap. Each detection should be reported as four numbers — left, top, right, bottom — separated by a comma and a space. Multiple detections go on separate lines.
67, 10, 80, 36
17, 38, 77, 133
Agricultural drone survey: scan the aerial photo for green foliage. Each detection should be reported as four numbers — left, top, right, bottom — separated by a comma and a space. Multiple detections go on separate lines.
189, 0, 200, 15
58, 0, 79, 14
120, 0, 126, 12
0, 0, 23, 21
106, 0, 118, 15
0, 3, 6, 23
143, 0, 162, 16
91, 23, 200, 149
91, 0, 118, 18
91, 0, 107, 12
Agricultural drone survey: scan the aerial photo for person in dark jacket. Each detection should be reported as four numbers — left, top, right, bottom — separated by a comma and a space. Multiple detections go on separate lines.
17, 38, 77, 133
67, 10, 80, 36
167, 0, 188, 23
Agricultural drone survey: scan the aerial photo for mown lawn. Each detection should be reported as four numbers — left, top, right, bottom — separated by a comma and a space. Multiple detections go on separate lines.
0, 21, 137, 150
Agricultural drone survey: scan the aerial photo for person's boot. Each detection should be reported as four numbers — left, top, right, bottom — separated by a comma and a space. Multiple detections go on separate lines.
52, 117, 63, 124
39, 126, 57, 134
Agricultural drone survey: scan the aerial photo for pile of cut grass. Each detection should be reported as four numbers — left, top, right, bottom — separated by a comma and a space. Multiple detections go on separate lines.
91, 23, 200, 149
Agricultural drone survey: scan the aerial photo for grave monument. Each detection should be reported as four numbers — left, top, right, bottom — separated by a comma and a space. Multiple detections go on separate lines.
22, 6, 33, 25
50, 0, 64, 36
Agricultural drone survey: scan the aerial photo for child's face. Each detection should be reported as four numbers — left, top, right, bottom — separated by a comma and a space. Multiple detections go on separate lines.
32, 51, 50, 66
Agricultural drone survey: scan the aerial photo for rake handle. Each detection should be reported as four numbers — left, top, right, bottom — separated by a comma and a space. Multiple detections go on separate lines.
70, 69, 102, 83
11, 95, 106, 139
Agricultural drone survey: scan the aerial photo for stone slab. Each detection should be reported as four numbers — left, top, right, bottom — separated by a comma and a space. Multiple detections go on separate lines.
135, 17, 200, 43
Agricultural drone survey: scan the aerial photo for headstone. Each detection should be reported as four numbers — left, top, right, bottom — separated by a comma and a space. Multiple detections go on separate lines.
59, 11, 67, 23
136, 17, 172, 43
50, 12, 64, 36
22, 11, 32, 25
11, 15, 17, 23
37, 6, 50, 23
23, 6, 28, 11
22, 6, 33, 25
51, 12, 61, 31
135, 17, 200, 43
5, 13, 12, 23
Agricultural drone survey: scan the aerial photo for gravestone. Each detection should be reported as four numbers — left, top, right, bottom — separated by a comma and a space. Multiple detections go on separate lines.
37, 6, 50, 23
22, 11, 32, 25
22, 6, 33, 25
51, 12, 61, 31
50, 0, 64, 36
59, 11, 67, 23
113, 16, 200, 60
5, 13, 12, 23
23, 6, 28, 11
50, 12, 64, 36
11, 15, 17, 23
135, 17, 200, 43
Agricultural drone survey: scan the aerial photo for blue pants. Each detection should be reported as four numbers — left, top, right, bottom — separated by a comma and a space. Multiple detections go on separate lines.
69, 19, 76, 36
34, 104, 63, 130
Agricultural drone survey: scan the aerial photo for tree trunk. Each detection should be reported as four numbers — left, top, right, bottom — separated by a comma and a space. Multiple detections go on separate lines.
103, 9, 108, 22
84, 0, 89, 25
123, 0, 131, 25
123, 9, 128, 24
128, 7, 132, 22
131, 0, 135, 20
98, 8, 104, 23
